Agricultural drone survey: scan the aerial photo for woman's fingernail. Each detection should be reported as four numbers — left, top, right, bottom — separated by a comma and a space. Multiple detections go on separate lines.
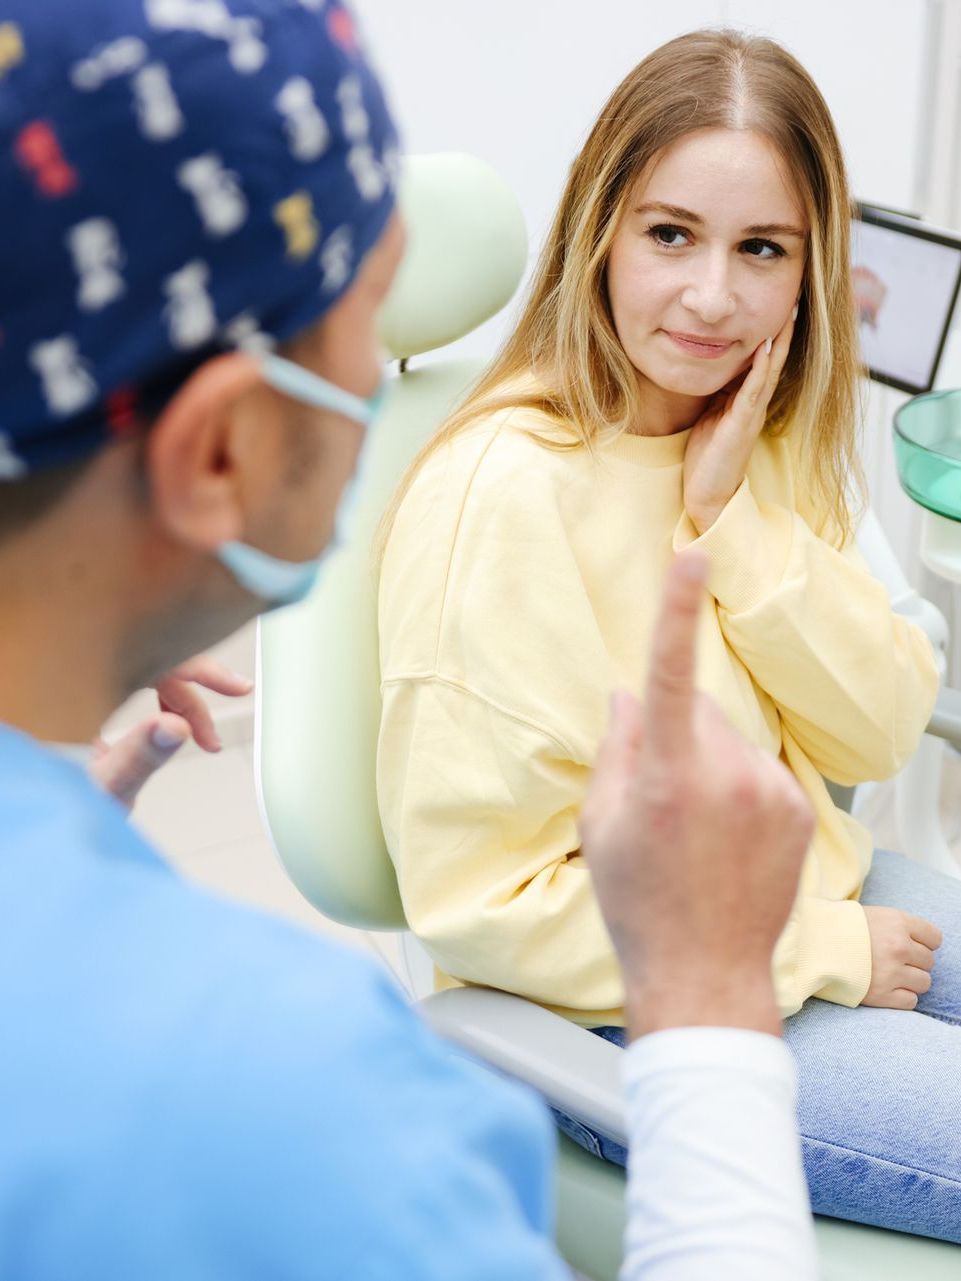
791, 303, 799, 321
764, 337, 773, 355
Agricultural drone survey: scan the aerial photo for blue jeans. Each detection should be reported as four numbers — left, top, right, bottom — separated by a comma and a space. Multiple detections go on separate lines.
553, 849, 961, 1243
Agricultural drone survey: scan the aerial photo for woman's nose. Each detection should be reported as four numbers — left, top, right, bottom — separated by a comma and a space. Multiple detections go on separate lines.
680, 255, 736, 326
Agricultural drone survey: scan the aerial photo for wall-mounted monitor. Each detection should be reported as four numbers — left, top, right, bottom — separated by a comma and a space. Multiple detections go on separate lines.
851, 203, 961, 394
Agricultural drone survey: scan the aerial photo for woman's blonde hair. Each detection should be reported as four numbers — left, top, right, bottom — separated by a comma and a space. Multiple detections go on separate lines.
382, 28, 863, 548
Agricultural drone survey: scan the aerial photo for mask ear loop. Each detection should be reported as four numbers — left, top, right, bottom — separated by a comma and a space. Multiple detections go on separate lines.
260, 353, 380, 427
213, 351, 386, 607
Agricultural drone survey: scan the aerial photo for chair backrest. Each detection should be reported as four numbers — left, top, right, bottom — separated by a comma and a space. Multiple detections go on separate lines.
256, 153, 527, 929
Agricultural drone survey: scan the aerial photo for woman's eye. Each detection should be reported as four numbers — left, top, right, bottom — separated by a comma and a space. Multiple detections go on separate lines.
648, 224, 689, 248
742, 238, 785, 260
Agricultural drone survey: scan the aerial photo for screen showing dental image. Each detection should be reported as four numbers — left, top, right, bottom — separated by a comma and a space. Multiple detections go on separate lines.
851, 216, 961, 392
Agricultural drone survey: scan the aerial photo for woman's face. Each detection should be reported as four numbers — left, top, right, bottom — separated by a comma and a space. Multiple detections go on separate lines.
606, 127, 807, 410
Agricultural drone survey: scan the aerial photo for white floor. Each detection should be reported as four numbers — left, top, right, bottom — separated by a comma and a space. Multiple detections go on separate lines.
128, 732, 405, 975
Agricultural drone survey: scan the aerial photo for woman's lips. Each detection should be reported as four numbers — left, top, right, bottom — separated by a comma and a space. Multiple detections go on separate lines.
664, 330, 736, 359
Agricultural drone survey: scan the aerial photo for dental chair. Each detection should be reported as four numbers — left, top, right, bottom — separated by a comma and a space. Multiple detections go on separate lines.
256, 152, 961, 1280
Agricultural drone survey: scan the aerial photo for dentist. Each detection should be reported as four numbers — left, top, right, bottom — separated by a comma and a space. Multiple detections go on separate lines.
0, 3, 816, 1277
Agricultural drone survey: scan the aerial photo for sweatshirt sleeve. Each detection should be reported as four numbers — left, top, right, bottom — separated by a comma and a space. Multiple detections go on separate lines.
378, 673, 625, 1020
674, 479, 939, 787
772, 890, 872, 1016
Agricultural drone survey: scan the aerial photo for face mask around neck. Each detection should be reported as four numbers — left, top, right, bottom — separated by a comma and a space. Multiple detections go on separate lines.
215, 353, 384, 608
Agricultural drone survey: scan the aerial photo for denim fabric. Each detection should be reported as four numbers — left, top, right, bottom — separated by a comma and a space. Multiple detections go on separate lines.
553, 849, 961, 1243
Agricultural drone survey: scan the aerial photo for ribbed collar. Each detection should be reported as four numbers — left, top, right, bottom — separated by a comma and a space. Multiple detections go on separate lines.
599, 425, 692, 467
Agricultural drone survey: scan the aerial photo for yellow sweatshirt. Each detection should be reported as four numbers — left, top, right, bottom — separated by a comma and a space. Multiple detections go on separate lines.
377, 405, 939, 1023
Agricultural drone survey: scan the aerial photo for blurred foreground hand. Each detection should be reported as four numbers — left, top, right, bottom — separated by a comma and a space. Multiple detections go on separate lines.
90, 656, 253, 810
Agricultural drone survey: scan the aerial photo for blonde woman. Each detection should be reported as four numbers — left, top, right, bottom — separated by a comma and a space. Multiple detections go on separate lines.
377, 30, 960, 1239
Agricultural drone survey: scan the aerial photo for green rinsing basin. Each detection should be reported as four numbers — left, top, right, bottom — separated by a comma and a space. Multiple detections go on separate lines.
894, 389, 961, 523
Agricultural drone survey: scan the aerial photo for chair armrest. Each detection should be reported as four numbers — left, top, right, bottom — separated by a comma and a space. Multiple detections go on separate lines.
419, 987, 628, 1145
894, 594, 949, 653
927, 685, 961, 752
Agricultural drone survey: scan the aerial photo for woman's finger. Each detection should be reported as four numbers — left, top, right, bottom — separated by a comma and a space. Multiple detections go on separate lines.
907, 939, 936, 971
908, 915, 943, 951
890, 989, 920, 1011
727, 339, 775, 428
902, 965, 933, 996
760, 307, 797, 398
734, 313, 794, 430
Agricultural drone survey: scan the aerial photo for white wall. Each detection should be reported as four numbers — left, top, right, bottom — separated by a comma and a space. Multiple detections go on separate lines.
720, 0, 925, 211
361, 0, 927, 345
362, 0, 926, 228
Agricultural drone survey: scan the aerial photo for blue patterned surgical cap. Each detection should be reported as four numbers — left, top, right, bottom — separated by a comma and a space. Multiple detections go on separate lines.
0, 0, 399, 475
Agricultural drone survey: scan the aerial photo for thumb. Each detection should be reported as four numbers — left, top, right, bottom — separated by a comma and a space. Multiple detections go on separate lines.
89, 713, 190, 809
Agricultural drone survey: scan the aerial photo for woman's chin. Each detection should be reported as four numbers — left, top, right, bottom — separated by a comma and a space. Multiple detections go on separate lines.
650, 367, 734, 399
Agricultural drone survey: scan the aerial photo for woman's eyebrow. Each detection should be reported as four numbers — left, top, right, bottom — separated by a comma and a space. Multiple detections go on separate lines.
635, 201, 806, 238
746, 221, 806, 238
635, 201, 704, 223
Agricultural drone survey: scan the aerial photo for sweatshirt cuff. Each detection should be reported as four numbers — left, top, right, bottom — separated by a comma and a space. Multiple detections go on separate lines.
785, 897, 872, 1011
673, 479, 795, 614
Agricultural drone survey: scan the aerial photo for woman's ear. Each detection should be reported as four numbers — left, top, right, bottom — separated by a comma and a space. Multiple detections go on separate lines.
146, 351, 269, 553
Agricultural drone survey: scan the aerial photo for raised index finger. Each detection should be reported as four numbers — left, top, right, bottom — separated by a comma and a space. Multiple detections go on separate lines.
644, 552, 708, 759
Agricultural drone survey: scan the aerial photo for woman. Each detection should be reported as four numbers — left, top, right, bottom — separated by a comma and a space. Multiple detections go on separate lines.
377, 29, 960, 1240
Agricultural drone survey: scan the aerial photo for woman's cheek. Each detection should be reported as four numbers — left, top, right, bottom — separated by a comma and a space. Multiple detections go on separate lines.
761, 271, 803, 332
730, 349, 756, 381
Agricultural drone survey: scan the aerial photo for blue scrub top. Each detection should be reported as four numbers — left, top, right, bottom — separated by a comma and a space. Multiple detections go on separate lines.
0, 726, 567, 1279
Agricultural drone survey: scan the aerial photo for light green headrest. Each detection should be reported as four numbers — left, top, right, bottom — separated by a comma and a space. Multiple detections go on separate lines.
378, 152, 528, 360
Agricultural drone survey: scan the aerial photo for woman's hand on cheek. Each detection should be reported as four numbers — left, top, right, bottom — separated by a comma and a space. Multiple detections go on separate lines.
682, 307, 796, 534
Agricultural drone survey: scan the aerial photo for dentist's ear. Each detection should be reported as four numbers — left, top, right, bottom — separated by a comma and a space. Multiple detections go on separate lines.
147, 352, 274, 553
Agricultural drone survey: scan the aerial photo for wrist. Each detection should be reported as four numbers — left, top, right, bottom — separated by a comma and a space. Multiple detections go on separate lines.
624, 971, 782, 1042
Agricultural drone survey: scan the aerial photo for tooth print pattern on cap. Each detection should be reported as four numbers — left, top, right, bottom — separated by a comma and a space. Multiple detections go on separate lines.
0, 0, 400, 474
